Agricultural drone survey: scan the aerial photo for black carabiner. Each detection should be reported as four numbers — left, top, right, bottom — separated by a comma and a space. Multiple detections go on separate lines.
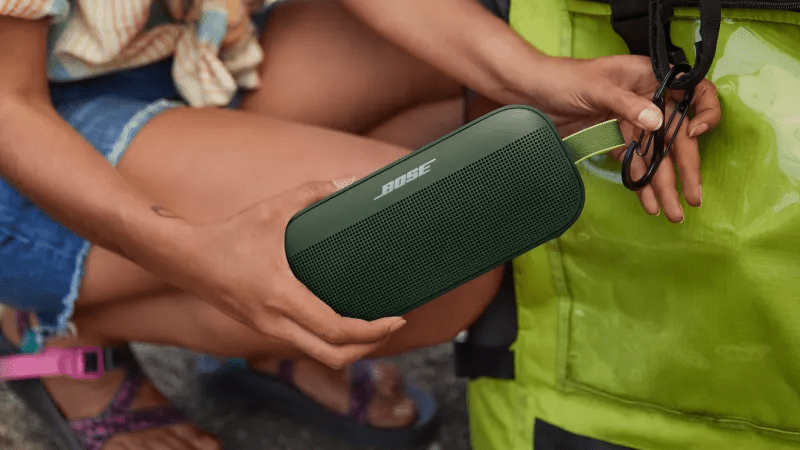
621, 63, 692, 191
662, 87, 694, 158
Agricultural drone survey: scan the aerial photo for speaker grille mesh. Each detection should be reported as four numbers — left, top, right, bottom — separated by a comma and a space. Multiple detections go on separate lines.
289, 128, 582, 320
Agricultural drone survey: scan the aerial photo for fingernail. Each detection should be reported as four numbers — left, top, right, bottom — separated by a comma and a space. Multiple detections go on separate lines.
679, 206, 685, 223
689, 123, 708, 138
332, 176, 356, 190
699, 185, 703, 206
638, 107, 663, 130
389, 319, 406, 334
655, 209, 661, 216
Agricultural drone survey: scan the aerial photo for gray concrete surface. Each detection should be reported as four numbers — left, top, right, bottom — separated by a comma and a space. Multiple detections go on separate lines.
0, 343, 470, 450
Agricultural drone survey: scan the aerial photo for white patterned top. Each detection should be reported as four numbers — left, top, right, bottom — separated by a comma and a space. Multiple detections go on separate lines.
1, 0, 279, 107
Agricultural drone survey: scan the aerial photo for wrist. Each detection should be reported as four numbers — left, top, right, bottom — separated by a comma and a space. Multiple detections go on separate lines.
114, 202, 212, 292
500, 53, 583, 106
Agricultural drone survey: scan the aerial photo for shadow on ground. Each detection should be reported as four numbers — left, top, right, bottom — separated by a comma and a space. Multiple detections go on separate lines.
0, 343, 470, 450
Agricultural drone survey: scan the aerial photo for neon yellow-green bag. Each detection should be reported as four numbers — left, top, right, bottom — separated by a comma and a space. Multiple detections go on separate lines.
468, 2, 800, 449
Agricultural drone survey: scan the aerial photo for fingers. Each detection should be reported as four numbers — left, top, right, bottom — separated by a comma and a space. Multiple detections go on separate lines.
610, 122, 658, 214
608, 125, 660, 215
599, 86, 664, 131
686, 79, 721, 137
649, 153, 684, 222
603, 70, 716, 221
223, 176, 405, 348
267, 178, 406, 345
275, 178, 358, 225
273, 275, 407, 345
649, 99, 687, 222
639, 99, 697, 222
637, 184, 661, 216
668, 110, 702, 207
621, 92, 704, 220
276, 180, 342, 222
275, 311, 393, 369
624, 147, 684, 222
620, 142, 661, 215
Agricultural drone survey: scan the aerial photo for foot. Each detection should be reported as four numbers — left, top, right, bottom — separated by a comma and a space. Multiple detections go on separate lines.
248, 357, 417, 428
1, 311, 221, 450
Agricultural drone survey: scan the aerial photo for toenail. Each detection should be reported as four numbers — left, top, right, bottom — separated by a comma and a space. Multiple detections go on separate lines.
394, 404, 412, 417
393, 400, 413, 417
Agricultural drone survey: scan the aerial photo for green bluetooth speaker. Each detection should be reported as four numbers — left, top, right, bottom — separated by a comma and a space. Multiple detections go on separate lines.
284, 105, 623, 320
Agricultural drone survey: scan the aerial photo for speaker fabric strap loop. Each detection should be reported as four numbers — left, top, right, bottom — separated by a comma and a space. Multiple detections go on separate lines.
563, 119, 625, 164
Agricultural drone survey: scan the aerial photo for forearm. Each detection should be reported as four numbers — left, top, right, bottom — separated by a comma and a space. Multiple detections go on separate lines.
340, 0, 558, 105
0, 16, 196, 280
0, 96, 190, 272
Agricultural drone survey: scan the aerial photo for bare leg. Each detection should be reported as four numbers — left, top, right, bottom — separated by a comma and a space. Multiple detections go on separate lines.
364, 96, 466, 149
70, 0, 471, 436
239, 0, 462, 134
16, 1, 499, 445
97, 105, 501, 355
32, 107, 499, 443
77, 0, 469, 308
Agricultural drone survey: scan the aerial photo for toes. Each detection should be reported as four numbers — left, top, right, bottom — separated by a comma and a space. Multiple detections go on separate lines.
370, 363, 404, 399
191, 432, 223, 450
391, 397, 415, 422
364, 362, 417, 428
367, 394, 417, 429
102, 424, 221, 450
152, 432, 189, 450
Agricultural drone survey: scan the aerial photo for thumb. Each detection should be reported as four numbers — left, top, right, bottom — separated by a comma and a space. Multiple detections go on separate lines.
602, 87, 663, 132
279, 177, 357, 218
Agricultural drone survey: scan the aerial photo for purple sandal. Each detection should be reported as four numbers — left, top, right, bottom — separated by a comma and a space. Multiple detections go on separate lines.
0, 313, 190, 450
201, 358, 439, 448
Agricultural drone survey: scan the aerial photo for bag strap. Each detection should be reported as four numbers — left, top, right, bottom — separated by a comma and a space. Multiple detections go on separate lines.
650, 0, 721, 89
610, 0, 691, 64
610, 0, 652, 56
609, 0, 721, 90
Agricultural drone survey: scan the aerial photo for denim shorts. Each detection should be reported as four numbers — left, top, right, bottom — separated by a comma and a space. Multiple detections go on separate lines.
0, 6, 277, 341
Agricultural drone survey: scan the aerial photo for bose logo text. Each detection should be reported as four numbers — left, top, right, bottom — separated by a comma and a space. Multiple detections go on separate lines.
374, 159, 436, 200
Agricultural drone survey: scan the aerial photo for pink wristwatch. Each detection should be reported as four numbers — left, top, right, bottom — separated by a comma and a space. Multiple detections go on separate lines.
0, 346, 105, 381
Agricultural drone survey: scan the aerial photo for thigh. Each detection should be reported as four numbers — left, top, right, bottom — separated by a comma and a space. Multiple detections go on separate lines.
239, 0, 462, 133
77, 106, 503, 351
77, 106, 409, 308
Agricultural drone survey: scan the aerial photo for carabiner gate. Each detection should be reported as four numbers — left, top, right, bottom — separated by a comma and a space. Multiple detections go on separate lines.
621, 63, 692, 191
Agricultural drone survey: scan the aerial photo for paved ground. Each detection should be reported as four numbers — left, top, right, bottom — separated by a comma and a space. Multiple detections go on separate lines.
0, 342, 470, 450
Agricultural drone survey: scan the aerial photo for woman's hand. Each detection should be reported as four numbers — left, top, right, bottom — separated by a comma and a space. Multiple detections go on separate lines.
512, 54, 722, 223
181, 180, 406, 369
1, 15, 401, 369
338, 0, 720, 222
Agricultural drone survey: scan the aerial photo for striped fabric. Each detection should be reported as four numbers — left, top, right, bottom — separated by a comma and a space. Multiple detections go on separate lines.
1, 0, 278, 107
